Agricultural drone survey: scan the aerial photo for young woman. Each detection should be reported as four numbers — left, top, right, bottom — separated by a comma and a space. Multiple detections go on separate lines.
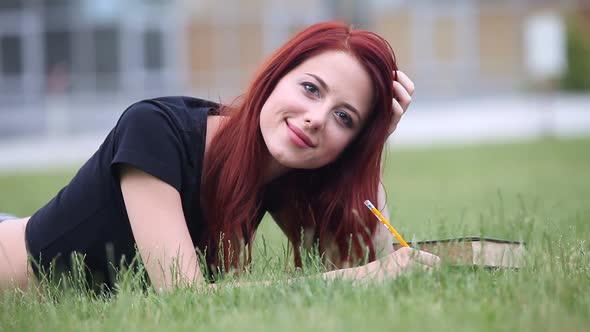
0, 21, 439, 292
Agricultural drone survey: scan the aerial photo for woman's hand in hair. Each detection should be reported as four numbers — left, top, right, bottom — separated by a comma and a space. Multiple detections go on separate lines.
388, 70, 415, 136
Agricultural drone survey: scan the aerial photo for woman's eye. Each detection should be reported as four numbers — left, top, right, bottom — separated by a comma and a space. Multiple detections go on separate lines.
302, 82, 320, 96
335, 111, 353, 127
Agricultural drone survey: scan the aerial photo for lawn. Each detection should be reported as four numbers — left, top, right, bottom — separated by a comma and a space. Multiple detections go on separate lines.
1, 137, 589, 331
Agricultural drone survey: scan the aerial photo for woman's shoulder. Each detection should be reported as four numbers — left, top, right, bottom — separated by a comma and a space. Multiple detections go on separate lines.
124, 95, 220, 114
117, 96, 219, 132
109, 96, 217, 191
144, 96, 220, 114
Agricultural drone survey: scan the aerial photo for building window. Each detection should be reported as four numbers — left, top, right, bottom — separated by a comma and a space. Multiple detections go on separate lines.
93, 27, 120, 91
43, 0, 73, 10
0, 0, 24, 11
93, 27, 119, 74
144, 29, 164, 70
44, 30, 73, 93
0, 35, 23, 75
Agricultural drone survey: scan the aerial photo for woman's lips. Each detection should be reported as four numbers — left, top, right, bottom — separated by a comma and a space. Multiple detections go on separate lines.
286, 120, 315, 148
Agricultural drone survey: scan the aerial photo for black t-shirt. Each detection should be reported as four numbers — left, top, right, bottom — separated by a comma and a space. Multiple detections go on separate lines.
25, 96, 221, 288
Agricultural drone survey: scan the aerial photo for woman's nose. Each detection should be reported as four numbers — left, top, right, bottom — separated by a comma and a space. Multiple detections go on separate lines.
303, 106, 329, 131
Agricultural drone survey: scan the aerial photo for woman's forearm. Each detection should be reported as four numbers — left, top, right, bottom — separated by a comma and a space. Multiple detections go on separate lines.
203, 260, 386, 292
321, 260, 381, 282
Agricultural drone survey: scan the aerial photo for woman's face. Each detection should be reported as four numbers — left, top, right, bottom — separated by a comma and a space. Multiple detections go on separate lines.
260, 51, 373, 171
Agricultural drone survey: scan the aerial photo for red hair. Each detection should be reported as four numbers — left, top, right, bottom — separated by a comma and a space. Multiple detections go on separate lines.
200, 21, 397, 274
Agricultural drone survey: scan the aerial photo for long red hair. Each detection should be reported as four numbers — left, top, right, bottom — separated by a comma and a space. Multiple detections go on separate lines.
200, 21, 397, 274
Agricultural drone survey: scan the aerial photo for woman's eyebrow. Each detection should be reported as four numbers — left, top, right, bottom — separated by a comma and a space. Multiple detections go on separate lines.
342, 102, 361, 121
305, 73, 329, 92
304, 73, 361, 120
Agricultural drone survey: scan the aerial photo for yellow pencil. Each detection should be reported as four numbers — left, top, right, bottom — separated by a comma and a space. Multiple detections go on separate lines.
364, 200, 410, 247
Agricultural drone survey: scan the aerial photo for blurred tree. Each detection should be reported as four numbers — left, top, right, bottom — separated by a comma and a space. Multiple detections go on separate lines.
561, 15, 590, 91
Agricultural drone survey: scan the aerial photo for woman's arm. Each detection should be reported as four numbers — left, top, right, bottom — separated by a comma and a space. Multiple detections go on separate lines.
118, 164, 204, 291
220, 248, 438, 290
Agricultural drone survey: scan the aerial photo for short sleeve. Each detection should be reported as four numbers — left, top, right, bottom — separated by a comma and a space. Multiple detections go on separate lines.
111, 101, 185, 192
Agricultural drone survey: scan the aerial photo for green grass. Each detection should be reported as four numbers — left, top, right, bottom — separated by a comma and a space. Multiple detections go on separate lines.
2, 137, 590, 331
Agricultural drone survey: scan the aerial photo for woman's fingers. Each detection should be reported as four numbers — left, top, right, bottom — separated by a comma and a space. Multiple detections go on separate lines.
410, 249, 441, 269
388, 70, 415, 136
388, 99, 404, 135
358, 247, 439, 282
385, 247, 441, 269
393, 81, 412, 113
395, 70, 415, 96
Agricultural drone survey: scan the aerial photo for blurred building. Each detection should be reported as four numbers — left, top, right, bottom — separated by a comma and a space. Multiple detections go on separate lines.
372, 0, 589, 97
0, 0, 589, 138
181, 0, 590, 98
0, 0, 180, 103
